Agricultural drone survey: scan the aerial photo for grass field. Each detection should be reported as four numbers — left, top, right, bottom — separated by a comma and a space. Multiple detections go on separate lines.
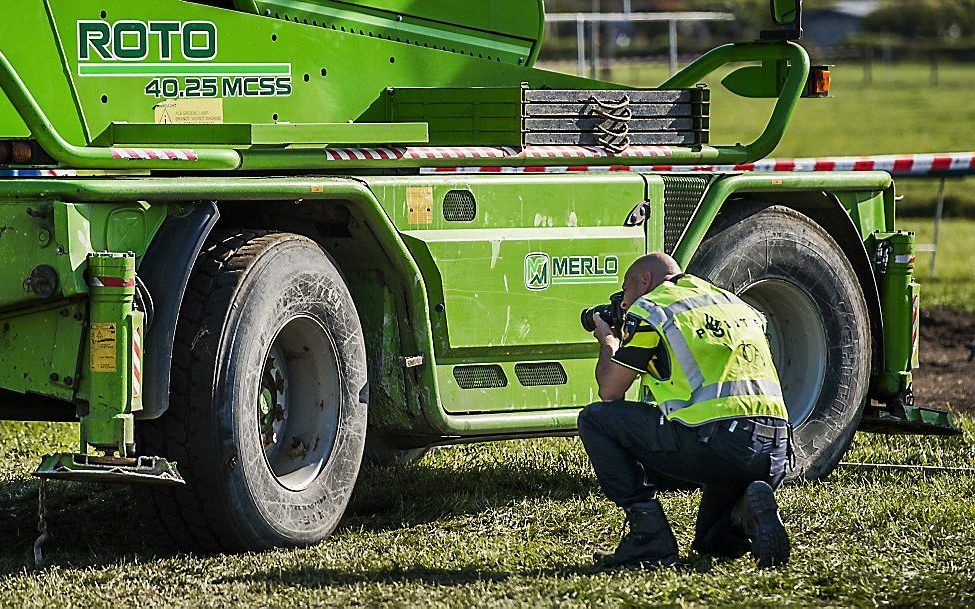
542, 60, 975, 218
0, 419, 973, 607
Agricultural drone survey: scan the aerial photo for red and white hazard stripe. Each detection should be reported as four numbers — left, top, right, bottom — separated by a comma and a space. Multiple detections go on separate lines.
894, 254, 916, 268
132, 323, 143, 399
88, 275, 136, 288
419, 151, 975, 176
111, 148, 199, 161
912, 291, 921, 366
324, 145, 671, 162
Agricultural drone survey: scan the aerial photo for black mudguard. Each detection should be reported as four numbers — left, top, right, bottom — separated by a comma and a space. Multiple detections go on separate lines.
138, 203, 219, 419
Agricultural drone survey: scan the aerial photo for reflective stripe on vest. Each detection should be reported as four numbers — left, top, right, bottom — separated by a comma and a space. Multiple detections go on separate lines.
658, 378, 783, 415
629, 291, 750, 393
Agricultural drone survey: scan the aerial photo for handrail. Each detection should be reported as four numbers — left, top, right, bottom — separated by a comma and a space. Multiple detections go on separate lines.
660, 40, 810, 165
0, 52, 241, 171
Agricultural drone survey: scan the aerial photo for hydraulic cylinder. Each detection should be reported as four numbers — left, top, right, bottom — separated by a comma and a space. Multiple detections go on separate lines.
82, 252, 143, 456
875, 231, 920, 397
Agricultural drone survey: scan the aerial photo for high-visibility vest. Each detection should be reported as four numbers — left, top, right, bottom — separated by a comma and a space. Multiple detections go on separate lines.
627, 275, 789, 426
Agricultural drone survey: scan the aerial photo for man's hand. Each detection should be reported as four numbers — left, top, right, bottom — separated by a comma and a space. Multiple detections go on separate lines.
592, 313, 620, 352
593, 313, 636, 402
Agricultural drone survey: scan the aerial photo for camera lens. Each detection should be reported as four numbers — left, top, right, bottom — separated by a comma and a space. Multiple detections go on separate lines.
580, 307, 597, 332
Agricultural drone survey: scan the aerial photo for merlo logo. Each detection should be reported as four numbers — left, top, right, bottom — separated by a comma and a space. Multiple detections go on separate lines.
524, 253, 620, 290
525, 253, 550, 291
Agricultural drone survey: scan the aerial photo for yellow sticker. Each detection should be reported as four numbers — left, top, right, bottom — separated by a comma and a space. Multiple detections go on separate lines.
154, 98, 224, 124
407, 187, 434, 225
90, 323, 118, 373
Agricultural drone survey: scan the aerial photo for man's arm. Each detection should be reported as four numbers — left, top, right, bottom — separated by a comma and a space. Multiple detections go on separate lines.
592, 314, 639, 401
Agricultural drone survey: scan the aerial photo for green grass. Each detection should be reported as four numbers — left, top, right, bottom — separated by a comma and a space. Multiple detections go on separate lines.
541, 60, 975, 217
1, 419, 973, 607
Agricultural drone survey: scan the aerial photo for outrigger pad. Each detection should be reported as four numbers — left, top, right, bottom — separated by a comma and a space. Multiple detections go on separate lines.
858, 404, 962, 436
33, 453, 185, 486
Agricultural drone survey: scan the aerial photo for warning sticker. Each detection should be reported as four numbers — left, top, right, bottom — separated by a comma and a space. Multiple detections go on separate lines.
90, 323, 118, 373
154, 98, 224, 124
407, 187, 433, 225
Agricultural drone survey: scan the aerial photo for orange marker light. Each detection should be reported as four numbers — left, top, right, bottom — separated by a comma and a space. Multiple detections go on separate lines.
805, 65, 831, 98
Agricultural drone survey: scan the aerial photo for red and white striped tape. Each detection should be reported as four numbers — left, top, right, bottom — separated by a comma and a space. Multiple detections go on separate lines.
421, 152, 975, 176
912, 291, 920, 365
324, 145, 671, 162
646, 152, 975, 175
111, 148, 199, 161
132, 323, 143, 400
88, 275, 136, 288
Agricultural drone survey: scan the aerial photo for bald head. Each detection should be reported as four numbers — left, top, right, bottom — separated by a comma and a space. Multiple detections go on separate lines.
620, 253, 683, 310
626, 253, 682, 285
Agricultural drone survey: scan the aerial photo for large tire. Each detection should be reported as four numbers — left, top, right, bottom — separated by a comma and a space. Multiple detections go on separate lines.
689, 203, 871, 480
140, 230, 368, 552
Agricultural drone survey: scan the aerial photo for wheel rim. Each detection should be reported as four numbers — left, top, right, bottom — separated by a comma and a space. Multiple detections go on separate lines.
257, 315, 342, 492
740, 279, 828, 426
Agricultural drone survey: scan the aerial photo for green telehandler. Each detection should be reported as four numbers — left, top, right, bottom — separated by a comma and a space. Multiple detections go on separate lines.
0, 0, 956, 551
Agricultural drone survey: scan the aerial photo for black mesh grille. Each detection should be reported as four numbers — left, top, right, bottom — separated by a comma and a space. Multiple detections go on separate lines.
662, 175, 711, 254
514, 362, 568, 387
453, 365, 507, 389
443, 190, 477, 222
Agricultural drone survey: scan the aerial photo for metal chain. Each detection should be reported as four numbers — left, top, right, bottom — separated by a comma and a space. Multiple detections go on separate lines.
33, 479, 48, 567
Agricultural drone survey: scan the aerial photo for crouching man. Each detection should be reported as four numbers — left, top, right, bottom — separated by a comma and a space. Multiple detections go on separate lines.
578, 253, 792, 569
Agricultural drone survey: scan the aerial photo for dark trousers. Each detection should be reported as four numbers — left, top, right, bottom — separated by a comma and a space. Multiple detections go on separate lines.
577, 400, 789, 543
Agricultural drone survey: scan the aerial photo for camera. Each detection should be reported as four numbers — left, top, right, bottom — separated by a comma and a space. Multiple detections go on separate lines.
581, 291, 626, 332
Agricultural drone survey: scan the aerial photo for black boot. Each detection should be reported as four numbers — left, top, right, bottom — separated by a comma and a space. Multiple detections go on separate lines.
594, 501, 679, 569
732, 481, 791, 568
691, 514, 751, 559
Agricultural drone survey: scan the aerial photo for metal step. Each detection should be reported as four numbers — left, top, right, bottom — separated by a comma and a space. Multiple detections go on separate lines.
33, 453, 185, 486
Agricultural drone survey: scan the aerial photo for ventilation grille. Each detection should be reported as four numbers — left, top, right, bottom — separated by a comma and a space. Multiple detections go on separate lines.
514, 362, 568, 387
662, 175, 711, 254
453, 365, 507, 389
443, 190, 477, 222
